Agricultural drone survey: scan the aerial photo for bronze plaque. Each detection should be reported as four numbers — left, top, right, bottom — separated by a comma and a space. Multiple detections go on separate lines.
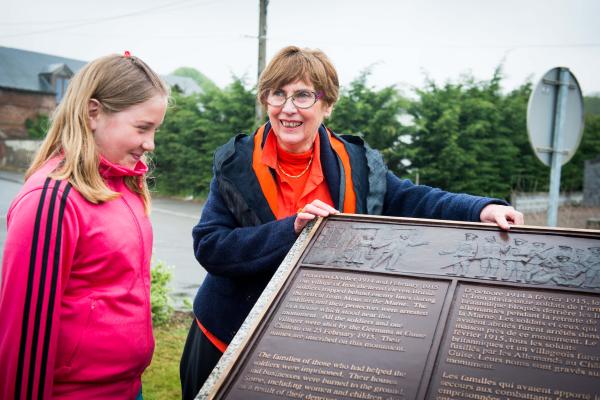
429, 285, 600, 400
204, 215, 600, 400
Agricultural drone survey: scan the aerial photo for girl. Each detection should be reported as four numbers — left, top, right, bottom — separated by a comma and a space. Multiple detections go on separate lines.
0, 53, 169, 399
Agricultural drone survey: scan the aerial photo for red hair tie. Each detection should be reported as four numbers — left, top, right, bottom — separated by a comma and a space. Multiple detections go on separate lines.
124, 50, 131, 58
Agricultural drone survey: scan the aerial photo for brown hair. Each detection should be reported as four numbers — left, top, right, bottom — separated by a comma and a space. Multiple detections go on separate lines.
258, 46, 339, 107
27, 54, 169, 213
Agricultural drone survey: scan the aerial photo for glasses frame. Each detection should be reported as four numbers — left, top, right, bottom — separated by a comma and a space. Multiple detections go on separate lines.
265, 90, 324, 109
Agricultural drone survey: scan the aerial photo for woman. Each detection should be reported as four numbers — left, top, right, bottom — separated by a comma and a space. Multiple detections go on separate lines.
0, 53, 169, 399
179, 45, 523, 398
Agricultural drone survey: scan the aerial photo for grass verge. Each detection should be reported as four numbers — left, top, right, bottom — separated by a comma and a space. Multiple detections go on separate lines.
142, 311, 191, 399
523, 205, 599, 229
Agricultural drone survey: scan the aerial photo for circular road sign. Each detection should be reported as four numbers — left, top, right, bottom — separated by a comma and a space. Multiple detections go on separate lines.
527, 67, 584, 167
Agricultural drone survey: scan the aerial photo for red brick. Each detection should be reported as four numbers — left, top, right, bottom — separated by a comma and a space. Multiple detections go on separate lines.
0, 88, 56, 138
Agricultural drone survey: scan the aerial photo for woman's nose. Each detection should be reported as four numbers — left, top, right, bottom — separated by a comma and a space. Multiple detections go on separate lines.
281, 97, 297, 113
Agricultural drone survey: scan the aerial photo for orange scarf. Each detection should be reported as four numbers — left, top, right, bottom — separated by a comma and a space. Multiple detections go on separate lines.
252, 124, 356, 218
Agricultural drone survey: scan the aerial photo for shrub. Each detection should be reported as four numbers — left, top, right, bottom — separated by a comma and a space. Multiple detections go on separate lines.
25, 114, 49, 139
151, 260, 174, 326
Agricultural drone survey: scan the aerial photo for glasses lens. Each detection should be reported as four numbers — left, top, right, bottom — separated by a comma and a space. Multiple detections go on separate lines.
266, 90, 319, 108
267, 90, 286, 107
292, 91, 317, 108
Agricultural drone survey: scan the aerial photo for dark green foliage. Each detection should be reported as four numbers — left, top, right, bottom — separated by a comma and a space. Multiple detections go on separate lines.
25, 113, 49, 139
498, 82, 549, 194
152, 78, 255, 197
562, 112, 600, 190
559, 95, 600, 191
327, 71, 410, 175
584, 96, 600, 116
407, 78, 600, 199
151, 91, 205, 196
407, 71, 521, 199
194, 78, 257, 194
502, 92, 600, 194
152, 69, 600, 201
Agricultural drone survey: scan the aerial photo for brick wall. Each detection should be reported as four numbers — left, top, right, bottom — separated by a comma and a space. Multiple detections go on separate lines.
0, 88, 56, 139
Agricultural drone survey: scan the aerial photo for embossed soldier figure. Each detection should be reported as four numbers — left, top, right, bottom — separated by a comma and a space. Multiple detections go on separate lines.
583, 247, 600, 288
553, 254, 587, 287
345, 227, 378, 267
305, 224, 348, 265
478, 235, 505, 279
555, 245, 575, 259
370, 229, 429, 271
530, 251, 575, 286
440, 232, 479, 276
519, 241, 552, 283
501, 238, 528, 281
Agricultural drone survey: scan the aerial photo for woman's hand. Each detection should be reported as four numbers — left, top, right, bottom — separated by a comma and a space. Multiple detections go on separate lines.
294, 200, 339, 234
480, 204, 525, 230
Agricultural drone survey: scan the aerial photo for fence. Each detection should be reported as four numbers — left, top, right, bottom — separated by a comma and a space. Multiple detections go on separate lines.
0, 139, 41, 170
511, 192, 583, 213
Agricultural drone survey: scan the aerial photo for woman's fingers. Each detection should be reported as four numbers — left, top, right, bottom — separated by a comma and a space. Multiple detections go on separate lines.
293, 213, 315, 234
480, 204, 525, 231
294, 200, 339, 234
301, 199, 339, 215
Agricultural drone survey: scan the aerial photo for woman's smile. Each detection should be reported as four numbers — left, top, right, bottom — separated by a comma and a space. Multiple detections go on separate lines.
280, 119, 303, 129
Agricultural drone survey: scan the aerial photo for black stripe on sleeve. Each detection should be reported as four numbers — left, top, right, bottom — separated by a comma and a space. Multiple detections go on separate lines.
15, 177, 51, 400
26, 180, 61, 400
38, 182, 72, 399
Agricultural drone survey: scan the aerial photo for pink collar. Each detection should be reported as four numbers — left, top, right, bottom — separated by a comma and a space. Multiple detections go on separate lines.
98, 156, 148, 178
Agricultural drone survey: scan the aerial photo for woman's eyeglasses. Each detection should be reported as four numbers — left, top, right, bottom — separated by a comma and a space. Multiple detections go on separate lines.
266, 89, 324, 109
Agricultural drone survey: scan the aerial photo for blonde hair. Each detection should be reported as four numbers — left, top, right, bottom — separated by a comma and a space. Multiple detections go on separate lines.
258, 46, 339, 107
27, 54, 169, 213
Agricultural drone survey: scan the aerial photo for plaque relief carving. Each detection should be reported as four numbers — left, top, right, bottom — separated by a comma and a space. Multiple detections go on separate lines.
202, 215, 600, 400
303, 220, 600, 290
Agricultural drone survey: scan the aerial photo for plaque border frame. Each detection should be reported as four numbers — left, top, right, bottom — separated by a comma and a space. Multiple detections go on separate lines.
198, 215, 600, 399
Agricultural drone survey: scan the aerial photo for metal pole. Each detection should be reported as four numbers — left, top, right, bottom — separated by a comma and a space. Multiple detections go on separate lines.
255, 0, 268, 124
547, 68, 570, 227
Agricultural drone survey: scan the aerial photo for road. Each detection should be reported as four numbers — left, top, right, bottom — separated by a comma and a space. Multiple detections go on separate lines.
151, 197, 205, 308
0, 171, 205, 309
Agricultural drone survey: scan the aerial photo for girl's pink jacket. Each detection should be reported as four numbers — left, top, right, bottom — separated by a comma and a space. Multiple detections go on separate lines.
0, 157, 154, 399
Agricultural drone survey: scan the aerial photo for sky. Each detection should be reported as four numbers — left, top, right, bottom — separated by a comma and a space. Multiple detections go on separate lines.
2, 0, 600, 96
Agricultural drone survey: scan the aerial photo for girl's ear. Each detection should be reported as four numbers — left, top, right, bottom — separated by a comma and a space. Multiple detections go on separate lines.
88, 99, 101, 131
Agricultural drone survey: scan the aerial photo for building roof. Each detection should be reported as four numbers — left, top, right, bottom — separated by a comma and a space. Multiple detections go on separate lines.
162, 74, 203, 96
0, 46, 86, 93
0, 46, 202, 95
